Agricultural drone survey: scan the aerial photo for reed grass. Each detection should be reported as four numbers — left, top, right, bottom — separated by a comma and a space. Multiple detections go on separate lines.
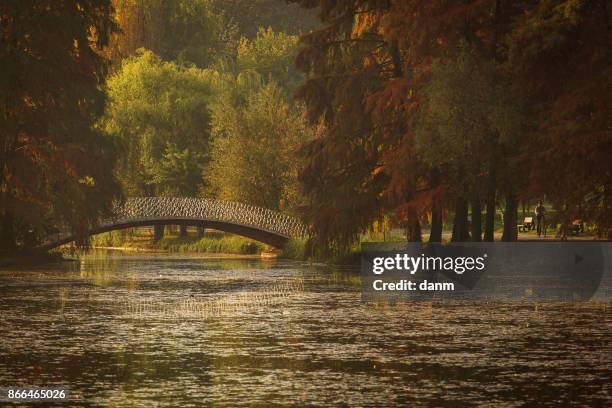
156, 235, 264, 254
279, 238, 307, 260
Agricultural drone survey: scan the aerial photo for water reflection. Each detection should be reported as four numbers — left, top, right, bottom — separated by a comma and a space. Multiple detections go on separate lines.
0, 251, 610, 406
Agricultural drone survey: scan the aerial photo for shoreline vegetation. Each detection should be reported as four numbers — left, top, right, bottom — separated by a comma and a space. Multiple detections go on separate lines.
1, 222, 602, 267
85, 227, 311, 260
81, 224, 602, 262
1, 219, 602, 268
89, 228, 266, 254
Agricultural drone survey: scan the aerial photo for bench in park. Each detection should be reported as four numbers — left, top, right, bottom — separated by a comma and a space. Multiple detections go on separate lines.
518, 217, 535, 232
569, 220, 584, 235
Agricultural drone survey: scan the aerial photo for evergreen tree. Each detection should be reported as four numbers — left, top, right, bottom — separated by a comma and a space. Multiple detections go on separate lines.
0, 0, 121, 249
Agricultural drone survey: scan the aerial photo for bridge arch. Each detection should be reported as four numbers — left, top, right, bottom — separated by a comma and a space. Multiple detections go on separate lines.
41, 197, 307, 250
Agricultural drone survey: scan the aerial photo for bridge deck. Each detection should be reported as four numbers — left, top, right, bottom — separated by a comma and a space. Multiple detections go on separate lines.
42, 197, 307, 250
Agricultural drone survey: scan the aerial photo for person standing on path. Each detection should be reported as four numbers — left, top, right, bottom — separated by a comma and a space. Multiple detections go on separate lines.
535, 201, 546, 237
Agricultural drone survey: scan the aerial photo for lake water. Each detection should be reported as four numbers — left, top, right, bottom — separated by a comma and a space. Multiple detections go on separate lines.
0, 251, 610, 406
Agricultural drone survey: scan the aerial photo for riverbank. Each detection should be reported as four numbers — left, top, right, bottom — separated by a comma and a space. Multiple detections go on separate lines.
62, 226, 606, 267
0, 250, 73, 267
83, 248, 271, 259
88, 228, 313, 260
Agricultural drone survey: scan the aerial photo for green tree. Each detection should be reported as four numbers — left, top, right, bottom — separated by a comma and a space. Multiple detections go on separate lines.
106, 0, 234, 68
416, 47, 523, 242
236, 27, 302, 94
206, 82, 310, 212
206, 0, 319, 38
149, 143, 205, 196
102, 50, 213, 197
287, 0, 538, 250
0, 0, 121, 250
202, 24, 312, 212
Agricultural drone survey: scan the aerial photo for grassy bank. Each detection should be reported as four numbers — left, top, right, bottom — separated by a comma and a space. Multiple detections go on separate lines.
279, 237, 363, 264
156, 235, 264, 254
89, 230, 346, 262
89, 228, 267, 255
89, 228, 365, 262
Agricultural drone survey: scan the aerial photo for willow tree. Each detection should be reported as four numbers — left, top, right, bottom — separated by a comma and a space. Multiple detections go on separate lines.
204, 26, 308, 213
0, 0, 121, 250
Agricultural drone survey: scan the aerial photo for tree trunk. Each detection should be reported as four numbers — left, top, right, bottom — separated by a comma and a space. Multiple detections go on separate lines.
484, 165, 496, 242
0, 210, 16, 250
179, 225, 188, 238
502, 189, 518, 241
406, 209, 422, 242
429, 168, 443, 243
153, 224, 165, 241
430, 206, 443, 243
605, 180, 612, 240
471, 195, 482, 242
406, 219, 422, 242
391, 39, 423, 243
451, 197, 471, 242
389, 39, 403, 78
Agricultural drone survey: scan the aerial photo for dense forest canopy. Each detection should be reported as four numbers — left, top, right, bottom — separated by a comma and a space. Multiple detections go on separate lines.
0, 0, 609, 252
289, 0, 610, 252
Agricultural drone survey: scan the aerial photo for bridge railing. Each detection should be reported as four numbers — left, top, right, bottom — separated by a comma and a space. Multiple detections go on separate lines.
107, 197, 307, 238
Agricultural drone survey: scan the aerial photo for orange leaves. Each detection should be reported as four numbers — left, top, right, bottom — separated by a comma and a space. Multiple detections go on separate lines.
366, 78, 421, 131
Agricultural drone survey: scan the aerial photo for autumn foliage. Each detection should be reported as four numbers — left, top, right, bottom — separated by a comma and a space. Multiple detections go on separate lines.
290, 0, 610, 251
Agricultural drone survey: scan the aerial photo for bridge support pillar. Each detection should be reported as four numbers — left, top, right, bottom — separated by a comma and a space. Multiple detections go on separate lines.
154, 225, 165, 241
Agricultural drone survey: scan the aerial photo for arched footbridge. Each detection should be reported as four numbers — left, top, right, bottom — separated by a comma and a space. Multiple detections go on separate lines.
41, 197, 307, 250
